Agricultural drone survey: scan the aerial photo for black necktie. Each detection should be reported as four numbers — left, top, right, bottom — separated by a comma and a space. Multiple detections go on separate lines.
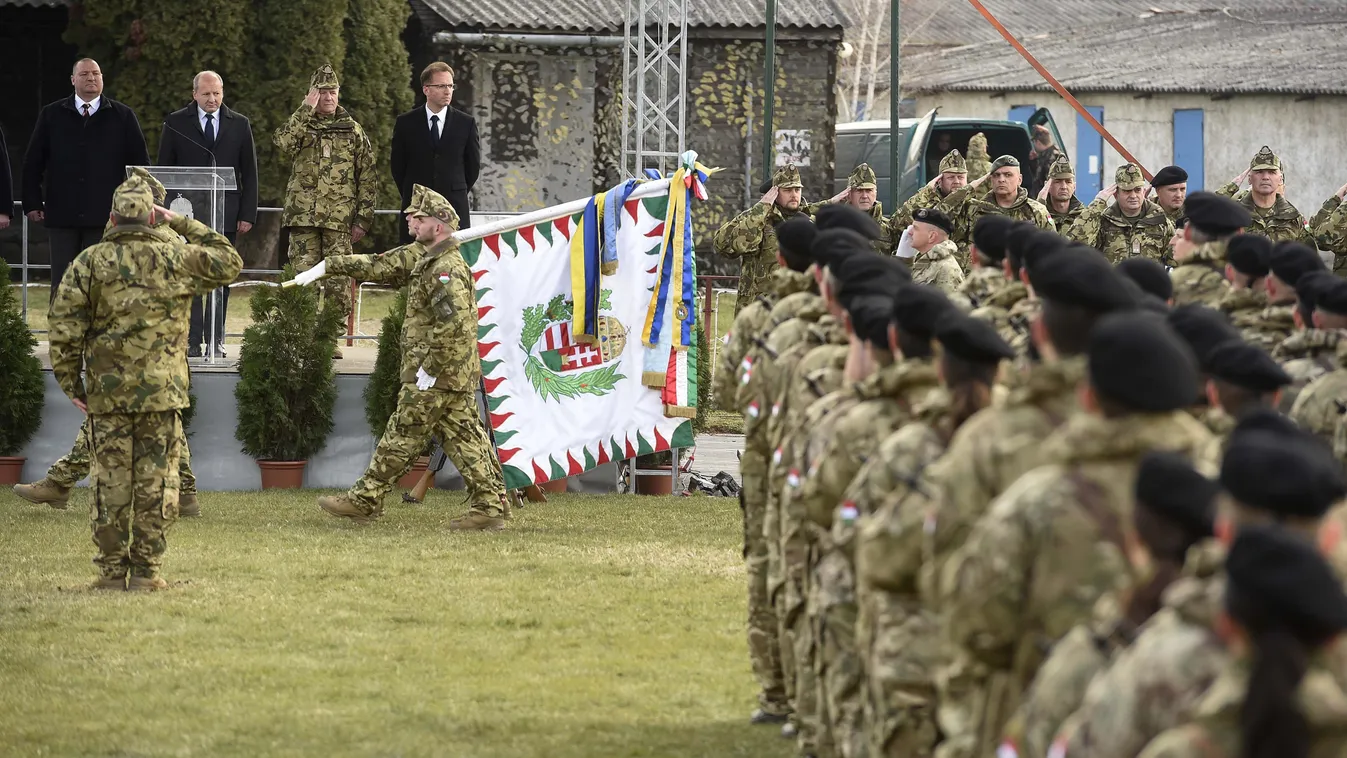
81, 103, 90, 118
430, 114, 440, 148
204, 113, 215, 147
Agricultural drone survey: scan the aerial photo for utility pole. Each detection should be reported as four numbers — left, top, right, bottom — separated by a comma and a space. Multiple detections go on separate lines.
889, 0, 901, 209
763, 0, 777, 179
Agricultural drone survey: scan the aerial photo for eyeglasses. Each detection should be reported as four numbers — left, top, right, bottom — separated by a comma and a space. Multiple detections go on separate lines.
425, 84, 455, 91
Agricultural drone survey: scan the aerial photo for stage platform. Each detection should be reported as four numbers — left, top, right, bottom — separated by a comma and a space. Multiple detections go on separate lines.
18, 342, 623, 493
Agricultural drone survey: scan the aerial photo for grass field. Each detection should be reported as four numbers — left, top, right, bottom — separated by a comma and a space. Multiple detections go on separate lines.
0, 489, 778, 758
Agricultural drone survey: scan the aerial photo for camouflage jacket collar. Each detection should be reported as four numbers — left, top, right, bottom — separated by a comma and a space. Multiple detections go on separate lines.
771, 268, 816, 298
1048, 196, 1084, 219
1102, 199, 1169, 227
811, 314, 848, 344
1273, 328, 1344, 361
856, 358, 939, 403
1162, 204, 1184, 223
1006, 355, 1085, 412
1047, 409, 1212, 466
976, 188, 1030, 212
915, 239, 957, 264
1217, 285, 1265, 313
1201, 407, 1236, 438
1177, 240, 1226, 267
101, 223, 160, 243
312, 105, 359, 131
1160, 541, 1225, 628
985, 280, 1028, 310
1259, 303, 1297, 333
1241, 192, 1305, 222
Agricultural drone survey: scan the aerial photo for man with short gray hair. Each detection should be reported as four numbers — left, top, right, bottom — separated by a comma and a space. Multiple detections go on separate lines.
159, 69, 259, 358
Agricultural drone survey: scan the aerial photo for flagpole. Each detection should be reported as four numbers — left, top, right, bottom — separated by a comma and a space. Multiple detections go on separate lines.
454, 178, 676, 244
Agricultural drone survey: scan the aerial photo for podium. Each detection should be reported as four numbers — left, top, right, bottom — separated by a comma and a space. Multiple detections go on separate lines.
127, 166, 238, 365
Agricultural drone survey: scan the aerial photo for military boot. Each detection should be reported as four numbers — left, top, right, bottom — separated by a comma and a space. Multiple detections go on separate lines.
178, 492, 200, 517
318, 495, 377, 523
449, 511, 505, 532
90, 576, 126, 591
127, 576, 168, 592
12, 478, 72, 509
750, 708, 790, 725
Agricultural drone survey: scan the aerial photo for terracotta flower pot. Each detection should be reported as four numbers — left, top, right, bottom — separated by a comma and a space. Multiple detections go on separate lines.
257, 460, 307, 489
538, 478, 568, 494
0, 456, 24, 485
635, 465, 676, 496
398, 456, 431, 489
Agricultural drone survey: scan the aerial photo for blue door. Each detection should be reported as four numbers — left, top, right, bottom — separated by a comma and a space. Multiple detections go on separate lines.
1076, 106, 1104, 201
1008, 105, 1036, 124
1173, 109, 1205, 191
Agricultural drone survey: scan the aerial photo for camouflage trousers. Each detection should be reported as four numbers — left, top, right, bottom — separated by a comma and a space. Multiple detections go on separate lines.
288, 226, 353, 322
88, 411, 182, 580
743, 471, 790, 716
49, 416, 195, 495
862, 595, 941, 758
814, 561, 866, 758
792, 544, 836, 758
349, 384, 506, 517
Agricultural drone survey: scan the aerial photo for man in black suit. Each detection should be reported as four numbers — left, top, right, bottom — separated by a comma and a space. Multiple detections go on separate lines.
391, 61, 480, 239
158, 70, 259, 358
23, 58, 150, 303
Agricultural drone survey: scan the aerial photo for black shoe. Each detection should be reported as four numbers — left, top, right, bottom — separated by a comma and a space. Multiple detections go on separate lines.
750, 708, 790, 725
188, 346, 202, 358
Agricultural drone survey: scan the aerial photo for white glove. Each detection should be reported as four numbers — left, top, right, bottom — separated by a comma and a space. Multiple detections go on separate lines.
895, 226, 916, 260
416, 367, 437, 391
285, 260, 327, 287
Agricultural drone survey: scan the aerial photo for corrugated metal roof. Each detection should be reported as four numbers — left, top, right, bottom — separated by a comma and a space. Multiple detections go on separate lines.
902, 8, 1347, 96
0, 0, 73, 6
417, 0, 846, 32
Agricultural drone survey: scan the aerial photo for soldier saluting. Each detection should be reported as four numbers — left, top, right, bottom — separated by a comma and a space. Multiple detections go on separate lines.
715, 164, 807, 315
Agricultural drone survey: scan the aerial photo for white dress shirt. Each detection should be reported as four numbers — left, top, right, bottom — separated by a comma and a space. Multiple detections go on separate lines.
198, 106, 221, 137
74, 94, 102, 116
426, 104, 447, 138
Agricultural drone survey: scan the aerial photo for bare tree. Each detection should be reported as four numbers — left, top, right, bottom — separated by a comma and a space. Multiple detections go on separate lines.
837, 0, 942, 121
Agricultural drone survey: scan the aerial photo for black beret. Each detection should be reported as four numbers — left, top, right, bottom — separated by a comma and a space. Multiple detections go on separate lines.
1221, 427, 1347, 519
1166, 304, 1240, 368
913, 207, 955, 235
1269, 241, 1327, 288
1295, 270, 1337, 312
811, 228, 869, 269
1005, 222, 1042, 271
1137, 291, 1172, 314
1029, 248, 1138, 312
1134, 451, 1217, 540
814, 203, 881, 241
1088, 311, 1199, 412
834, 254, 908, 307
1230, 406, 1302, 437
1225, 234, 1272, 278
1150, 165, 1189, 188
847, 294, 897, 347
775, 217, 817, 271
1116, 257, 1174, 302
1205, 339, 1292, 392
892, 284, 954, 338
972, 215, 1014, 262
935, 312, 1015, 364
1225, 525, 1347, 641
1183, 192, 1251, 236
1315, 277, 1347, 317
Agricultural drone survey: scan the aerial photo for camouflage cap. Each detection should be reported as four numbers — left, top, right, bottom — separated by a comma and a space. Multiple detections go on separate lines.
938, 150, 968, 175
128, 166, 166, 205
773, 164, 804, 189
990, 155, 1020, 172
404, 183, 460, 228
1250, 145, 1280, 172
112, 175, 154, 222
311, 63, 340, 90
1048, 157, 1075, 179
1115, 163, 1146, 191
847, 163, 878, 190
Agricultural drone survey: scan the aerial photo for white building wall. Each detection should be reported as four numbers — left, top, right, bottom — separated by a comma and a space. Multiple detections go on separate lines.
913, 91, 1347, 217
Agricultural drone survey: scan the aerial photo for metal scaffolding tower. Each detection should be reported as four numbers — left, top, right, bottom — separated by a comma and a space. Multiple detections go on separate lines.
620, 0, 688, 177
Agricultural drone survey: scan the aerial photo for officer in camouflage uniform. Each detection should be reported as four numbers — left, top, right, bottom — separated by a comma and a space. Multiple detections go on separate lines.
895, 208, 964, 295
1273, 271, 1342, 412
942, 311, 1213, 758
802, 286, 951, 758
940, 156, 1055, 266
1169, 193, 1250, 308
1214, 146, 1317, 249
890, 151, 968, 237
275, 64, 378, 356
48, 175, 242, 590
1038, 157, 1085, 231
968, 222, 1035, 352
965, 133, 992, 183
951, 215, 1012, 313
715, 164, 808, 315
299, 185, 508, 530
1260, 241, 1328, 370
1149, 165, 1189, 226
851, 315, 1013, 758
1216, 234, 1276, 350
1055, 412, 1343, 758
14, 167, 201, 515
1066, 164, 1174, 263
808, 164, 891, 254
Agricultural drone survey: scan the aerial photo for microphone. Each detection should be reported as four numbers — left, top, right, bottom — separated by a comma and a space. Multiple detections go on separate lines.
162, 119, 217, 169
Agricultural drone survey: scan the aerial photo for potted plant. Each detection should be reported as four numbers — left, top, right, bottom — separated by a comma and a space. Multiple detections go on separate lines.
362, 288, 431, 488
0, 258, 45, 483
234, 266, 342, 488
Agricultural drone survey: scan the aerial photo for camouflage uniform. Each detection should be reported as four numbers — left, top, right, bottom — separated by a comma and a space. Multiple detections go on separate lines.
1043, 157, 1085, 231
275, 65, 378, 324
970, 282, 1031, 355
1065, 165, 1174, 263
715, 165, 807, 315
1169, 242, 1230, 308
1313, 194, 1347, 273
951, 266, 1006, 313
322, 187, 506, 520
1216, 286, 1277, 351
1214, 147, 1317, 249
715, 268, 814, 413
1256, 303, 1297, 358
48, 176, 242, 582
891, 151, 967, 237
940, 410, 1214, 758
965, 133, 992, 183
1289, 346, 1347, 450
941, 180, 1055, 265
1273, 329, 1344, 413
910, 240, 965, 295
802, 360, 943, 758
808, 164, 891, 254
